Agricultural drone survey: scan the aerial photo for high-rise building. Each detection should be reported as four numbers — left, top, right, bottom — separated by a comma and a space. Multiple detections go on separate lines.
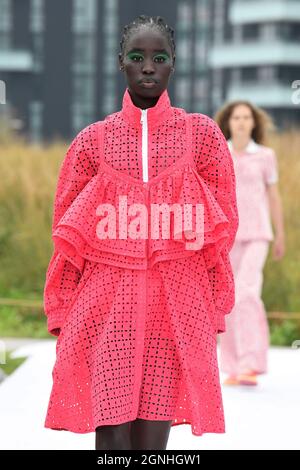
0, 0, 298, 141
210, 0, 300, 128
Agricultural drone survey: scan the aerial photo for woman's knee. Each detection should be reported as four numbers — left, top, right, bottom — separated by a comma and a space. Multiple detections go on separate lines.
130, 418, 172, 450
95, 421, 132, 450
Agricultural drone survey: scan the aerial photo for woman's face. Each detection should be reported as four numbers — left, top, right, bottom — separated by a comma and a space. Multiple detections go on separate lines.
228, 104, 255, 139
118, 26, 175, 100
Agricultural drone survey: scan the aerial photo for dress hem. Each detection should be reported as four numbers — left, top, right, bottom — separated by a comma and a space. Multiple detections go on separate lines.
44, 417, 225, 437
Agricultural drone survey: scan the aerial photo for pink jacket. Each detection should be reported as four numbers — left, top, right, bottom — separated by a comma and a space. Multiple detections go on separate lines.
228, 138, 278, 241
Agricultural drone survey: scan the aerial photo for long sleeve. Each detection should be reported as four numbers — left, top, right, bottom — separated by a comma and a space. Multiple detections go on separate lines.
191, 114, 239, 334
43, 123, 99, 336
43, 249, 82, 336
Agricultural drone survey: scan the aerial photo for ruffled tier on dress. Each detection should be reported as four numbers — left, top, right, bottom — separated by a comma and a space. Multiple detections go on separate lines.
52, 161, 231, 274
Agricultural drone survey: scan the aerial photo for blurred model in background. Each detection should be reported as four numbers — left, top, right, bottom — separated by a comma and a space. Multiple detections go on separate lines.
214, 101, 285, 386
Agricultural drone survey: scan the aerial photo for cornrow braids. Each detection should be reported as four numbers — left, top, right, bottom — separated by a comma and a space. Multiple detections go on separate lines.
119, 14, 176, 59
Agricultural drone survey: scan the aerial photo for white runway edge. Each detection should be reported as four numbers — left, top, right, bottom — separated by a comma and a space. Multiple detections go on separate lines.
0, 339, 299, 450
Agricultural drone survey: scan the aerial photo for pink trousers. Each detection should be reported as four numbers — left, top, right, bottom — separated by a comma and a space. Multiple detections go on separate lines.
219, 239, 270, 376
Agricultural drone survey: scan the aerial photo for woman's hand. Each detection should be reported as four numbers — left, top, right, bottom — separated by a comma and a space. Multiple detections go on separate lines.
272, 234, 285, 260
267, 183, 285, 261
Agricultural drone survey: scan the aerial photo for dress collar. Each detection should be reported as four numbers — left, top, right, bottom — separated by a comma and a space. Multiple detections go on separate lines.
227, 138, 260, 154
120, 87, 173, 129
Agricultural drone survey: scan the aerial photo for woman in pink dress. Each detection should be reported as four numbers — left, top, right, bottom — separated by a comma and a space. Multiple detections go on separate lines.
214, 101, 285, 386
43, 15, 239, 450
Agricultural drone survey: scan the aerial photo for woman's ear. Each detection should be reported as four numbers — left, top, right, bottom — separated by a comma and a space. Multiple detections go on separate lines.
118, 53, 124, 71
172, 56, 176, 71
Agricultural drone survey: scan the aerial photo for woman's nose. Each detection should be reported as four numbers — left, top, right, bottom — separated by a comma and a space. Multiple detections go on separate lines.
142, 59, 155, 73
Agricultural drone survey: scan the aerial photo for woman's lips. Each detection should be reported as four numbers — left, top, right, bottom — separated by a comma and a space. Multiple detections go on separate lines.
140, 81, 156, 88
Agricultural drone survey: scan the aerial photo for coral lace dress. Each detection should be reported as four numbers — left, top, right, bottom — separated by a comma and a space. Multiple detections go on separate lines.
43, 87, 238, 436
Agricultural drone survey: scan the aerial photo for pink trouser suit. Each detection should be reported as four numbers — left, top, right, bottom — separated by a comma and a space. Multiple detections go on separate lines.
219, 138, 279, 376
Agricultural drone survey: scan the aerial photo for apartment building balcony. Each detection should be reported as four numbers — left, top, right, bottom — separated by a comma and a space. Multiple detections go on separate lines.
230, 0, 300, 24
226, 81, 295, 107
0, 50, 33, 72
210, 41, 300, 67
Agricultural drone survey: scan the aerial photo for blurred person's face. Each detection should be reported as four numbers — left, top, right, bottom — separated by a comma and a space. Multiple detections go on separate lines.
228, 104, 255, 139
118, 26, 175, 104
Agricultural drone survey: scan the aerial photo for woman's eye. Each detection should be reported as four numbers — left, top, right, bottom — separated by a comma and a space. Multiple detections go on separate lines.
154, 56, 167, 62
130, 55, 143, 61
128, 54, 167, 62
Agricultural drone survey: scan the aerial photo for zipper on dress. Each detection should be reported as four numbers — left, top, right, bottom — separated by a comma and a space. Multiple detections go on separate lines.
140, 109, 148, 183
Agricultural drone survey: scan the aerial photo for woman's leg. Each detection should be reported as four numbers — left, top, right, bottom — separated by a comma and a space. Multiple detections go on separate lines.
219, 241, 244, 377
234, 239, 270, 375
220, 240, 270, 376
130, 418, 172, 450
95, 422, 132, 450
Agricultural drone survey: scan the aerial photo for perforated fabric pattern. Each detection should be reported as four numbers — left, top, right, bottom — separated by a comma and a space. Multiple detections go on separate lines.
43, 87, 238, 436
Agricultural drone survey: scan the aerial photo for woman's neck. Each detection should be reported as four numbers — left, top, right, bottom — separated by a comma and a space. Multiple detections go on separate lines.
128, 88, 159, 110
231, 136, 251, 153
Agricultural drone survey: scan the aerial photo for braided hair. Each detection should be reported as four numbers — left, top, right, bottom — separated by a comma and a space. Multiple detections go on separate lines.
119, 15, 176, 60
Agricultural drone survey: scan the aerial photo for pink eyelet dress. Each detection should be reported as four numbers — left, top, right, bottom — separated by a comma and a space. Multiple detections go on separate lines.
43, 87, 239, 436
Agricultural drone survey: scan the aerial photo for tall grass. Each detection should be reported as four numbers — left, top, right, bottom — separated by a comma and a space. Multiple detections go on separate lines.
0, 132, 67, 297
262, 129, 300, 313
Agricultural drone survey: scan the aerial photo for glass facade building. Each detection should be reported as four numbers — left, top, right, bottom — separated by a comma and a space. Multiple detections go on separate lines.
0, 0, 299, 141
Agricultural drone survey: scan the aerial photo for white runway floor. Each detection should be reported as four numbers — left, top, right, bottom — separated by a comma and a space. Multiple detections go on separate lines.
0, 339, 299, 450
